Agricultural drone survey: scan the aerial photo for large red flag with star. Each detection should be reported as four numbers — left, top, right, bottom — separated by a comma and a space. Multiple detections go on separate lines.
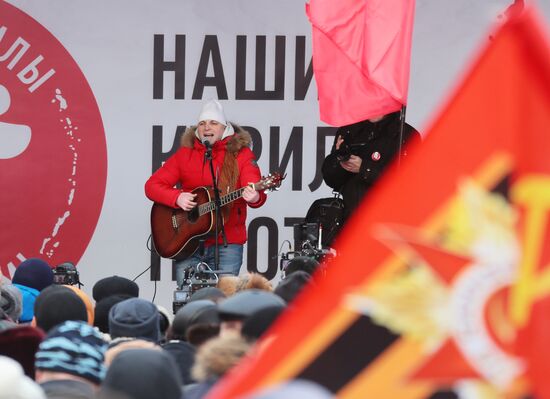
208, 7, 550, 399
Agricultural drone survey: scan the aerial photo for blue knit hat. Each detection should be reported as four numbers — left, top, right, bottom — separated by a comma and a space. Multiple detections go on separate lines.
13, 284, 40, 323
12, 258, 54, 292
108, 298, 160, 342
35, 320, 107, 385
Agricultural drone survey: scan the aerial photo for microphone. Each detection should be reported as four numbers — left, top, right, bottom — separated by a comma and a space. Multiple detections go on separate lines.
202, 139, 212, 149
202, 139, 212, 160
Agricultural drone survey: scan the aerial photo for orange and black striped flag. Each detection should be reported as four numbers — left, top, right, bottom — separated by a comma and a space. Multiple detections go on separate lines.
208, 6, 550, 399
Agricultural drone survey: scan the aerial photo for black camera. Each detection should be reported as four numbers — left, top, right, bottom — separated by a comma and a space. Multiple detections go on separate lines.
52, 262, 81, 286
173, 287, 192, 314
335, 142, 367, 162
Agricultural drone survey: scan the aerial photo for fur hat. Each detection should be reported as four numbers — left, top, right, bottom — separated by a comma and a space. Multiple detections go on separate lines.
197, 99, 234, 139
101, 349, 182, 399
12, 258, 53, 292
35, 320, 107, 385
0, 283, 22, 321
217, 289, 285, 321
191, 335, 250, 381
217, 273, 272, 297
92, 276, 139, 302
94, 294, 132, 334
0, 356, 46, 399
34, 285, 87, 333
108, 298, 160, 342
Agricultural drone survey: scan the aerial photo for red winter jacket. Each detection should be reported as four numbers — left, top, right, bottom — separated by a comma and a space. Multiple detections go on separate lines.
145, 125, 266, 245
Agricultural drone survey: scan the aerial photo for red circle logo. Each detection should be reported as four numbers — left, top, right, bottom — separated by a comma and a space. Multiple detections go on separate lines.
0, 2, 107, 276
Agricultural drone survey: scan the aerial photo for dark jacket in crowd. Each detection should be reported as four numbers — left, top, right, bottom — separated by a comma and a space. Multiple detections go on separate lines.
322, 111, 420, 220
162, 340, 196, 384
40, 379, 95, 399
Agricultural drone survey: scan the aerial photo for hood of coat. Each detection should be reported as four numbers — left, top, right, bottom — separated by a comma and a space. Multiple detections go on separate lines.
191, 334, 250, 381
180, 123, 252, 155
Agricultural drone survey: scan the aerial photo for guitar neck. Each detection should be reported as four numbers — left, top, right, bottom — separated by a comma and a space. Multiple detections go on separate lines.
198, 184, 256, 216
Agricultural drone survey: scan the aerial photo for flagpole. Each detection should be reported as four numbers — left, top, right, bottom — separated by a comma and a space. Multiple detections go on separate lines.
397, 105, 406, 167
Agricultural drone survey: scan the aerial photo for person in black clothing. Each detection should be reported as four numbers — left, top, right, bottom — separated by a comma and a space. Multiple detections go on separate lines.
322, 110, 420, 221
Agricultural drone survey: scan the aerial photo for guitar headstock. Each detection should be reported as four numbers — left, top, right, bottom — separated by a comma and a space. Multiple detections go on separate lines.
255, 172, 285, 192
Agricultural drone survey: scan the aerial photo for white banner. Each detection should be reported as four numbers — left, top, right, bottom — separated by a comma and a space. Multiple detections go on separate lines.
2, 0, 549, 310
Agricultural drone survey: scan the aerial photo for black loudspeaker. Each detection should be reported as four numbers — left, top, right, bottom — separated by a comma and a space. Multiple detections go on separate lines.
304, 197, 345, 247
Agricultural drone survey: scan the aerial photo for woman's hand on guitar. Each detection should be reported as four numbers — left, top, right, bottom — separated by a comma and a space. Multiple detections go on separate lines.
242, 185, 260, 204
176, 192, 197, 211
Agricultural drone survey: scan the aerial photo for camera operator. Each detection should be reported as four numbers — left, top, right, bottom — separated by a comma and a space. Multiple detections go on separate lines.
322, 110, 420, 221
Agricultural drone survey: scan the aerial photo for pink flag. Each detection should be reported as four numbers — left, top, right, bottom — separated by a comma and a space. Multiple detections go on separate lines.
306, 0, 416, 126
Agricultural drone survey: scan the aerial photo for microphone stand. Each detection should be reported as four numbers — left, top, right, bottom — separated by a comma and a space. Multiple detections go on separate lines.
204, 141, 228, 271
397, 105, 406, 167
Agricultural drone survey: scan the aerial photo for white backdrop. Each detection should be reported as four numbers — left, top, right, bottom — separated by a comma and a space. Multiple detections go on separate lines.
3, 0, 550, 311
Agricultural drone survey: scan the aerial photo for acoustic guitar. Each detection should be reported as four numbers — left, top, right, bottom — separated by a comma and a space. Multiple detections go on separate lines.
150, 172, 284, 260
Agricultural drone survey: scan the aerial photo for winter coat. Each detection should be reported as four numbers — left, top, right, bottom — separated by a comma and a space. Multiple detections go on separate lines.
145, 124, 266, 245
322, 111, 420, 220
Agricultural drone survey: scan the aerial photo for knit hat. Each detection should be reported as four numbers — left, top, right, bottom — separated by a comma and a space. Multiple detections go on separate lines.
0, 283, 22, 321
64, 285, 94, 326
217, 289, 286, 321
35, 320, 107, 385
92, 276, 139, 302
12, 258, 54, 292
109, 298, 160, 342
12, 285, 40, 323
197, 99, 235, 139
0, 356, 46, 399
0, 325, 45, 379
93, 294, 131, 334
34, 285, 87, 333
101, 349, 182, 399
172, 300, 219, 340
241, 306, 285, 341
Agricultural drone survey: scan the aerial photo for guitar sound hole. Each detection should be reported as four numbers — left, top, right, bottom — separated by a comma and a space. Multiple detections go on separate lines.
187, 207, 199, 223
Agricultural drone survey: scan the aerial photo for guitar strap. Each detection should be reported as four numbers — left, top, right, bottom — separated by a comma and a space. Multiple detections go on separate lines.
217, 145, 239, 219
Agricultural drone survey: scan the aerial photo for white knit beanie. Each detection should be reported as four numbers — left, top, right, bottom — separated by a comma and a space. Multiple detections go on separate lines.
197, 99, 235, 140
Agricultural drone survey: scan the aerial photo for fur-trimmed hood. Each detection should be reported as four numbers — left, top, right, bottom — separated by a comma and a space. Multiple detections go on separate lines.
180, 123, 252, 155
217, 273, 273, 297
191, 335, 250, 381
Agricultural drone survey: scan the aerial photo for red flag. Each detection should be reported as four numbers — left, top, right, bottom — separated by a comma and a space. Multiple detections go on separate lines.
209, 6, 550, 399
306, 0, 415, 126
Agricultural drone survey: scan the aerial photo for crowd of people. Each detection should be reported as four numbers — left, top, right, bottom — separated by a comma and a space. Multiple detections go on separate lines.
1, 99, 419, 398
0, 256, 333, 399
